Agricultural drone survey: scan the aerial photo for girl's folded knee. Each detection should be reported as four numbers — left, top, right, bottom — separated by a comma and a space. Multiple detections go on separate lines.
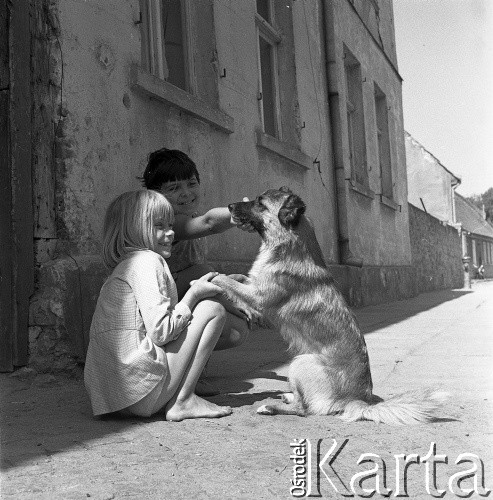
196, 299, 227, 320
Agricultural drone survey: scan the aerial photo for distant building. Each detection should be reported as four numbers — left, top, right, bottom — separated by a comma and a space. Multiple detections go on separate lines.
405, 132, 463, 292
455, 193, 493, 278
405, 132, 461, 224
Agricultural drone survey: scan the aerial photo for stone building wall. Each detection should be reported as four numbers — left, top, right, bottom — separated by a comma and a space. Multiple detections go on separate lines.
409, 203, 463, 293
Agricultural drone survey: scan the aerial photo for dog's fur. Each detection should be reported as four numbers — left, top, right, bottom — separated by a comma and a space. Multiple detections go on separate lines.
212, 187, 447, 425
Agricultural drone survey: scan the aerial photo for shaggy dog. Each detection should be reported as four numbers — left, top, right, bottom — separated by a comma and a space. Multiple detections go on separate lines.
212, 187, 446, 424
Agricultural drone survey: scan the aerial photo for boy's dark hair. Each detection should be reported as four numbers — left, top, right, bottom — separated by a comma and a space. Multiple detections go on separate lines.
140, 148, 200, 190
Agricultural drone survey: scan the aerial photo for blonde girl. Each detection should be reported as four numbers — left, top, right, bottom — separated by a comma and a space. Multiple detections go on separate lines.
84, 190, 232, 421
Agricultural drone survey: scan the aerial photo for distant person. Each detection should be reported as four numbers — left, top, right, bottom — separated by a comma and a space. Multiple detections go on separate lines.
478, 264, 485, 279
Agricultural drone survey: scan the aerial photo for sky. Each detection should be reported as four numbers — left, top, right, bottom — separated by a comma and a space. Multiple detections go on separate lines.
392, 0, 493, 197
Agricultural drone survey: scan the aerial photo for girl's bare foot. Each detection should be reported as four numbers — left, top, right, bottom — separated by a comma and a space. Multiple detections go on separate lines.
165, 393, 232, 422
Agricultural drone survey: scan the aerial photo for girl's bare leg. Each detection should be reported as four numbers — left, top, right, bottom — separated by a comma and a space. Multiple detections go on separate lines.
174, 265, 249, 351
213, 312, 249, 350
163, 299, 232, 421
173, 265, 249, 396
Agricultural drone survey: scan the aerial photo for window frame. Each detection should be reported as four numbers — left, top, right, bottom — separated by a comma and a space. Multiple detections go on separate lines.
134, 0, 234, 134
346, 96, 357, 176
374, 83, 393, 200
255, 2, 283, 139
344, 48, 369, 189
140, 0, 196, 94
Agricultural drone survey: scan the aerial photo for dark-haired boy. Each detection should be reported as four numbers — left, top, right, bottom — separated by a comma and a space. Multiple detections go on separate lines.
141, 148, 252, 395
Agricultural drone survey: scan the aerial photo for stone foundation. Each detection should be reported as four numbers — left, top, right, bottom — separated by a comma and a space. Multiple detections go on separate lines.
408, 203, 463, 293
29, 256, 107, 374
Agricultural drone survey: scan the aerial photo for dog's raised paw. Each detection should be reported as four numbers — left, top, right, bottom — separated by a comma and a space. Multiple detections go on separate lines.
257, 404, 275, 415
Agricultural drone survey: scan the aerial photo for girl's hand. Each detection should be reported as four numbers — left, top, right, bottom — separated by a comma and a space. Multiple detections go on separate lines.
189, 272, 223, 300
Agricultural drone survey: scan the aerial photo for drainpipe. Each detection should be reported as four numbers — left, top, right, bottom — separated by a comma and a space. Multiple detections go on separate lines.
320, 0, 362, 267
451, 176, 460, 224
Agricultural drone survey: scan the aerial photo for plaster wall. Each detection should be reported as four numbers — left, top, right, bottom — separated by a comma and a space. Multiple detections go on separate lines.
50, 0, 338, 267
348, 0, 398, 66
330, 0, 411, 266
38, 0, 413, 273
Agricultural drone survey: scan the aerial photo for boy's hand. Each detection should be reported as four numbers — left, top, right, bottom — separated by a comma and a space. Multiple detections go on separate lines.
189, 272, 223, 299
232, 197, 256, 232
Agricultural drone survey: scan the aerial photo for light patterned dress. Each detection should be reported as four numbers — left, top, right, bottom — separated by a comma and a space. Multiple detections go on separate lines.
84, 249, 192, 416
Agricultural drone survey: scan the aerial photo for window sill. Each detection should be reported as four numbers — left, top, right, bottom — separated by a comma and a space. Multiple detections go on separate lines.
255, 131, 312, 170
379, 194, 401, 211
348, 179, 375, 200
130, 65, 234, 134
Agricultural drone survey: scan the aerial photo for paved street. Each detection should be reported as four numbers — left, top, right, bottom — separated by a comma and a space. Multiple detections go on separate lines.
1, 281, 492, 499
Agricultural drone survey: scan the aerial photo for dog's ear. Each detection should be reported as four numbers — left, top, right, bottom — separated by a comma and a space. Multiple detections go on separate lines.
279, 186, 292, 194
278, 194, 306, 229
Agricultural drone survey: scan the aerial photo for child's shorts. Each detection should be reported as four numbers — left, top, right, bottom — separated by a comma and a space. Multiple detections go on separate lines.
125, 377, 170, 417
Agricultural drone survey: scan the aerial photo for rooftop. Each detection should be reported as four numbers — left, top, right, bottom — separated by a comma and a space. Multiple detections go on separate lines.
455, 192, 493, 239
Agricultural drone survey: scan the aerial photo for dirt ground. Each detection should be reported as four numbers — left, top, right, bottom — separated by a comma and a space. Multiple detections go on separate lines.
1, 281, 492, 499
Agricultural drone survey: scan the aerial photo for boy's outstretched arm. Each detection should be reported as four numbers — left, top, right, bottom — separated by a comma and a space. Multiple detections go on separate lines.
172, 207, 236, 240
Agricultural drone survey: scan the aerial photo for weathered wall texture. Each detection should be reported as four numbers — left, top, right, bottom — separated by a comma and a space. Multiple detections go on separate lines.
29, 257, 107, 371
406, 132, 460, 224
44, 0, 340, 264
326, 0, 411, 267
409, 203, 463, 293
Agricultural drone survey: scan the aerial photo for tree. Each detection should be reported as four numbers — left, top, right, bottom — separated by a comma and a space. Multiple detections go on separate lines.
466, 187, 493, 223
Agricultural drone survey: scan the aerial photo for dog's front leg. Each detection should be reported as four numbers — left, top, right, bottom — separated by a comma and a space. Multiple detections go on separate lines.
212, 274, 262, 324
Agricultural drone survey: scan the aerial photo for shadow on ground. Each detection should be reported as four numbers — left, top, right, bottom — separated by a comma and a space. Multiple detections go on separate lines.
0, 374, 135, 470
355, 288, 474, 335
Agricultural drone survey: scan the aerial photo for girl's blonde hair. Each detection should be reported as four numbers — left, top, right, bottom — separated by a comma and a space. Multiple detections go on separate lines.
102, 190, 174, 269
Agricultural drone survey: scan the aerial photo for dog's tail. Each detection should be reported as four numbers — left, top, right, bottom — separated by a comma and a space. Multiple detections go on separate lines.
340, 388, 449, 425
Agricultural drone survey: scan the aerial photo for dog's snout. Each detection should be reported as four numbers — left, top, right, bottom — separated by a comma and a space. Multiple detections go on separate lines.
228, 203, 235, 212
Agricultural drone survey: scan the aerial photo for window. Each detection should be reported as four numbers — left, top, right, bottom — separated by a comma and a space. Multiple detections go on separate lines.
344, 47, 368, 187
140, 0, 192, 92
136, 0, 231, 131
374, 83, 393, 199
256, 0, 282, 138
